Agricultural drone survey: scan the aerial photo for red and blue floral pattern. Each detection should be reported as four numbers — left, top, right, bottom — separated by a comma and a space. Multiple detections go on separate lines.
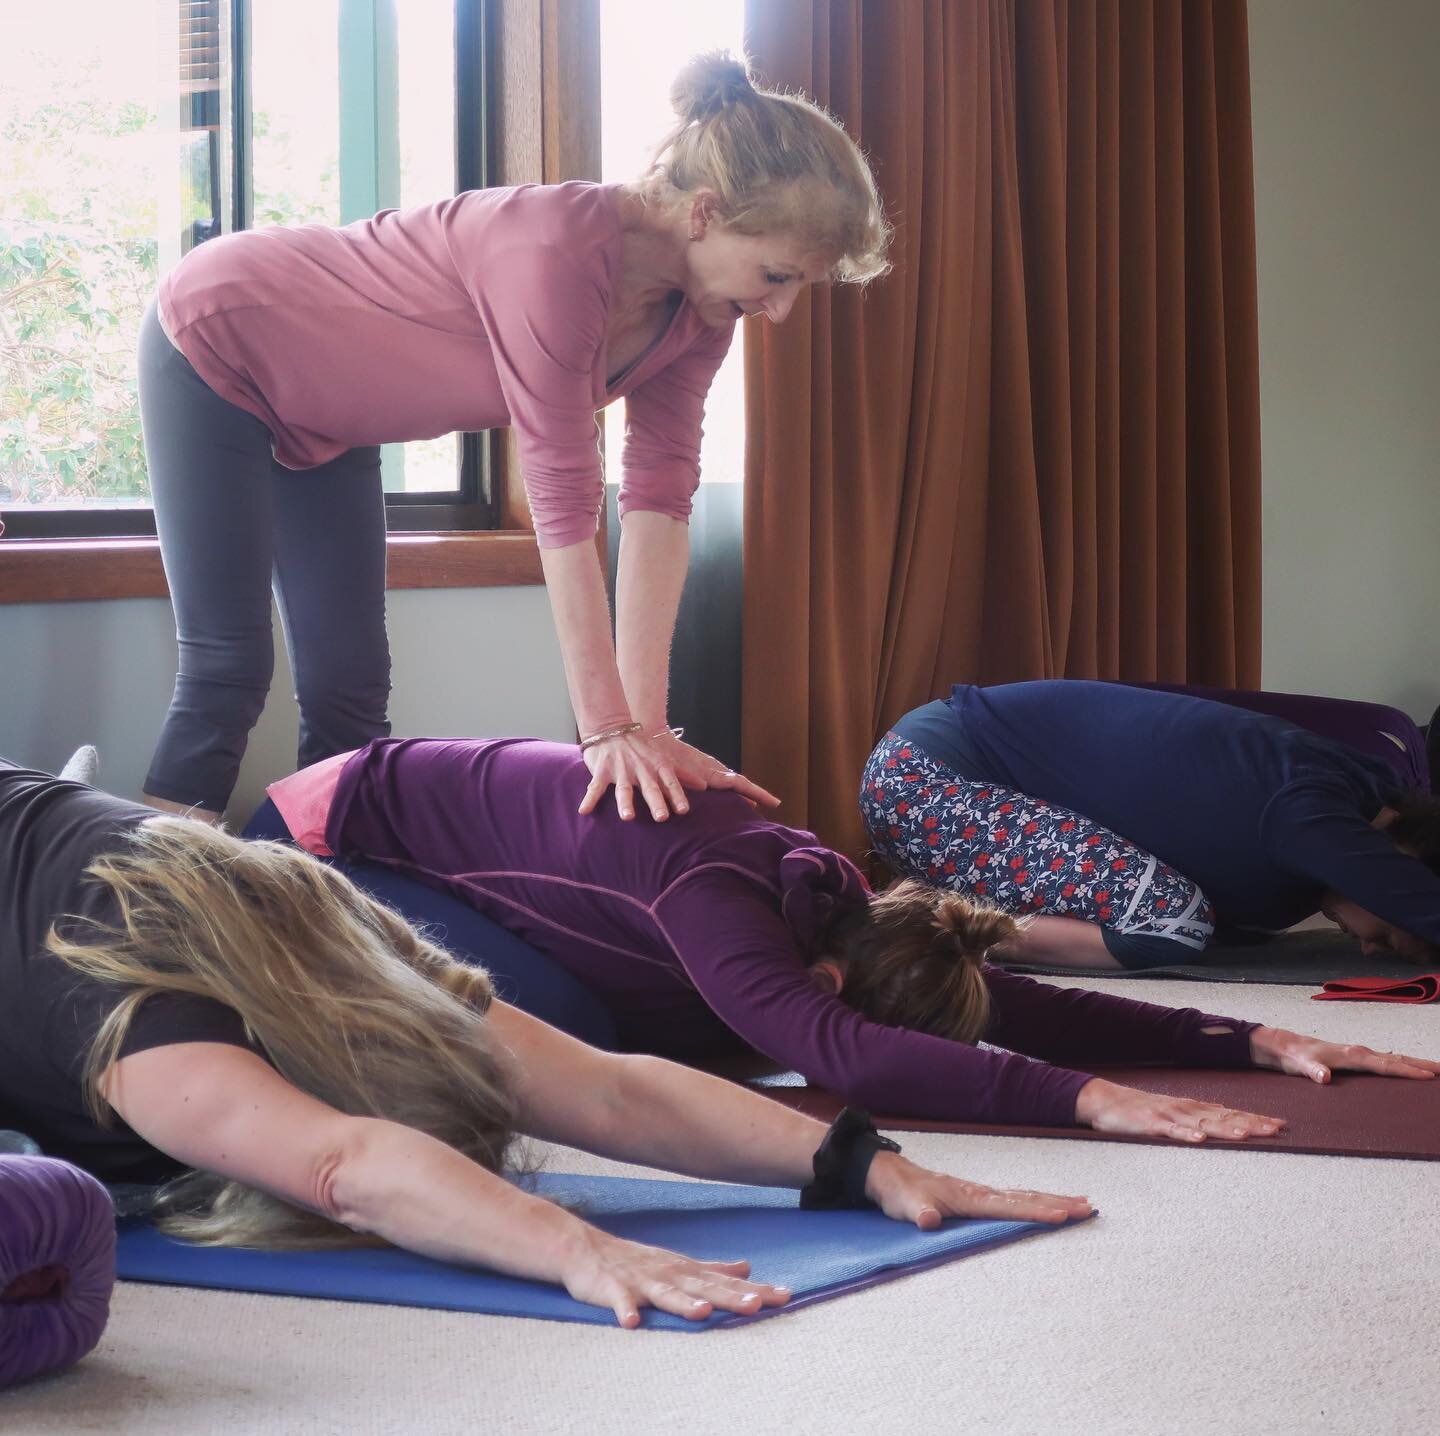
860, 732, 1213, 948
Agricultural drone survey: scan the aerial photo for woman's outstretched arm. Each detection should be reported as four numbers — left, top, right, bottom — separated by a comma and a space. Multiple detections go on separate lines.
103, 1034, 1090, 1325
487, 1002, 1090, 1228
104, 1041, 785, 1327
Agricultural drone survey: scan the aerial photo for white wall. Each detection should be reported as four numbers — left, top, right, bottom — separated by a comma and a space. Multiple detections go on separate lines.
1250, 0, 1440, 723
0, 585, 571, 822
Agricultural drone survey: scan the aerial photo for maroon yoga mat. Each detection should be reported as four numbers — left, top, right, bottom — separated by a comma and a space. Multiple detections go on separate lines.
747, 1066, 1440, 1161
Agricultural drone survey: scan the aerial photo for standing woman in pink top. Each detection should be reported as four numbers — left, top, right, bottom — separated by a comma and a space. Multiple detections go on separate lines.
138, 53, 890, 820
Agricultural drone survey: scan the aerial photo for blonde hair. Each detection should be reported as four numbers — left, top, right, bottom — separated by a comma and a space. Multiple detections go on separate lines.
826, 880, 1012, 1044
644, 51, 891, 284
47, 816, 518, 1249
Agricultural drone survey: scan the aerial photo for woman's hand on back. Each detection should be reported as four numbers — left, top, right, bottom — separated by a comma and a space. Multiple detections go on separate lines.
863, 1151, 1091, 1229
1074, 1077, 1286, 1144
578, 729, 779, 821
1248, 1026, 1440, 1084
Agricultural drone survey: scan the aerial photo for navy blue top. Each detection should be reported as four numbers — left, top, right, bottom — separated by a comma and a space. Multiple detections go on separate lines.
891, 681, 1440, 940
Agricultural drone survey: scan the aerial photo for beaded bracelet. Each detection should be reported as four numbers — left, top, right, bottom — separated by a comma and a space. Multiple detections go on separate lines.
578, 721, 643, 752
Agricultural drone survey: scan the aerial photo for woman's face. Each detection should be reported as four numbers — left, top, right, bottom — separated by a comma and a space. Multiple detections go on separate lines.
683, 221, 829, 329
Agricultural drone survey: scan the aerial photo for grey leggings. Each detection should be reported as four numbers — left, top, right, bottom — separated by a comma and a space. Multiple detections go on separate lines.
139, 302, 390, 812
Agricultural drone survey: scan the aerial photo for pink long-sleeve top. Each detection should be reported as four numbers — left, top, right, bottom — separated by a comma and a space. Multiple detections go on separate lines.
157, 182, 733, 547
267, 739, 1261, 1127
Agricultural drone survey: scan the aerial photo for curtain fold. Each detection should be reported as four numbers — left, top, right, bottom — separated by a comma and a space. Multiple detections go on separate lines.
741, 0, 1261, 858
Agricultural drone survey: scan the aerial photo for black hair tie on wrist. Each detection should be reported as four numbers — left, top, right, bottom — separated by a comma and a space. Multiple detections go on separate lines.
799, 1108, 902, 1210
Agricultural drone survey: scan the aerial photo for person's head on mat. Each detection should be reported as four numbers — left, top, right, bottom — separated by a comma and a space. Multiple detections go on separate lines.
806, 879, 1009, 1044
636, 51, 890, 331
1321, 793, 1440, 960
53, 816, 517, 1249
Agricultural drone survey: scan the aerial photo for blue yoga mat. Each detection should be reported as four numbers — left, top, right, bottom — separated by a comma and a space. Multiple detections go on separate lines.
115, 1173, 1090, 1331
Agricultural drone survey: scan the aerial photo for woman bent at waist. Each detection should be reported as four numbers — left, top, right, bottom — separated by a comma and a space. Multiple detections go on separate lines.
261, 739, 1438, 1143
862, 679, 1440, 971
140, 52, 888, 823
1, 759, 1097, 1328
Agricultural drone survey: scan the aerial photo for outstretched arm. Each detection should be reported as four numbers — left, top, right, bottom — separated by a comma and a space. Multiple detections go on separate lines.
654, 879, 1309, 1144
980, 966, 1259, 1067
104, 1034, 1089, 1327
104, 1041, 783, 1328
487, 1002, 1089, 1226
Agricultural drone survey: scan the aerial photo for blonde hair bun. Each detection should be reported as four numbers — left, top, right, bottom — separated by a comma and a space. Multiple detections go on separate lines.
648, 51, 890, 285
670, 51, 755, 123
932, 893, 1018, 960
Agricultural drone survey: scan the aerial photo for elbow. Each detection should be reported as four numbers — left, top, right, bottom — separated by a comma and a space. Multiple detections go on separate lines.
523, 471, 604, 549
617, 496, 693, 527
533, 512, 602, 549
308, 1116, 392, 1234
616, 467, 698, 526
603, 1052, 717, 1147
609, 1054, 671, 1130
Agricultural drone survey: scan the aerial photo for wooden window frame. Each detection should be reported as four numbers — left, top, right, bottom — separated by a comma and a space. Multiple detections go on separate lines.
0, 0, 600, 604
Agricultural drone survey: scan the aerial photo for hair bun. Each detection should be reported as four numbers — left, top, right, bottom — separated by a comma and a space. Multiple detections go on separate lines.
932, 893, 1018, 958
670, 51, 754, 123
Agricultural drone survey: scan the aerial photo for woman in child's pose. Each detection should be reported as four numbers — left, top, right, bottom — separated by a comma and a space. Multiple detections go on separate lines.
862, 679, 1440, 970
252, 738, 1438, 1144
2, 758, 1093, 1329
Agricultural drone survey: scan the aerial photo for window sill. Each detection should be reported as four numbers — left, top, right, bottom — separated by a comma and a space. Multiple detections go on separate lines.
0, 532, 544, 604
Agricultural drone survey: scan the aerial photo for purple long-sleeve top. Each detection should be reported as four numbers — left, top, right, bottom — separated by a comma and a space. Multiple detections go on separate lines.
302, 738, 1260, 1126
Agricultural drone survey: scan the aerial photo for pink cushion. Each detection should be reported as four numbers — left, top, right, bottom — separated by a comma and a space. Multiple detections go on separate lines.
264, 751, 356, 856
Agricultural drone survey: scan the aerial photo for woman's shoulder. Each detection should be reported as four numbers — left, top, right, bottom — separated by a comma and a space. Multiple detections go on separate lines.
0, 763, 153, 865
449, 180, 623, 253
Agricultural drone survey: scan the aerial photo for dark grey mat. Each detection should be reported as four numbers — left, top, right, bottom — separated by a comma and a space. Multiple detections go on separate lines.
995, 929, 1418, 986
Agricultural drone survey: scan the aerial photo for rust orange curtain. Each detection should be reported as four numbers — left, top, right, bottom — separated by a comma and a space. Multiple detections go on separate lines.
741, 0, 1262, 858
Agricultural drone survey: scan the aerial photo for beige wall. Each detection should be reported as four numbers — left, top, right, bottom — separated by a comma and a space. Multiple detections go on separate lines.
1250, 0, 1440, 722
0, 585, 572, 822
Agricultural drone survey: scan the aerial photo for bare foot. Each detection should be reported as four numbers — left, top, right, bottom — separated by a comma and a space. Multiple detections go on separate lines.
142, 793, 223, 826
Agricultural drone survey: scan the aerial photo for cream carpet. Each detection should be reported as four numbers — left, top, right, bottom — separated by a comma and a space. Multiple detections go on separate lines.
4, 978, 1436, 1436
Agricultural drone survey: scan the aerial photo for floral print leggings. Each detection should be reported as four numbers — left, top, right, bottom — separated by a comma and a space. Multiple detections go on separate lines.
860, 732, 1214, 965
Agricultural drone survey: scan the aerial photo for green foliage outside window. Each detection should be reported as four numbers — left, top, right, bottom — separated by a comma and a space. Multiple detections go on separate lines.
0, 41, 341, 510
0, 55, 157, 505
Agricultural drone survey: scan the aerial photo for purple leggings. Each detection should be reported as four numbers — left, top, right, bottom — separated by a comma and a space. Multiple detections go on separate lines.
860, 733, 1215, 967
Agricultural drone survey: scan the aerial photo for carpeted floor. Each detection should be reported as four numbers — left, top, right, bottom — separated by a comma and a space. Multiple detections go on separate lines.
3, 977, 1435, 1436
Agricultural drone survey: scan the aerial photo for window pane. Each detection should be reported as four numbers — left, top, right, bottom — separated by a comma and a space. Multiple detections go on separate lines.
393, 0, 460, 494
250, 0, 458, 496
0, 1, 183, 510
0, 1, 469, 523
397, 0, 455, 211
599, 0, 746, 485
250, 0, 342, 228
